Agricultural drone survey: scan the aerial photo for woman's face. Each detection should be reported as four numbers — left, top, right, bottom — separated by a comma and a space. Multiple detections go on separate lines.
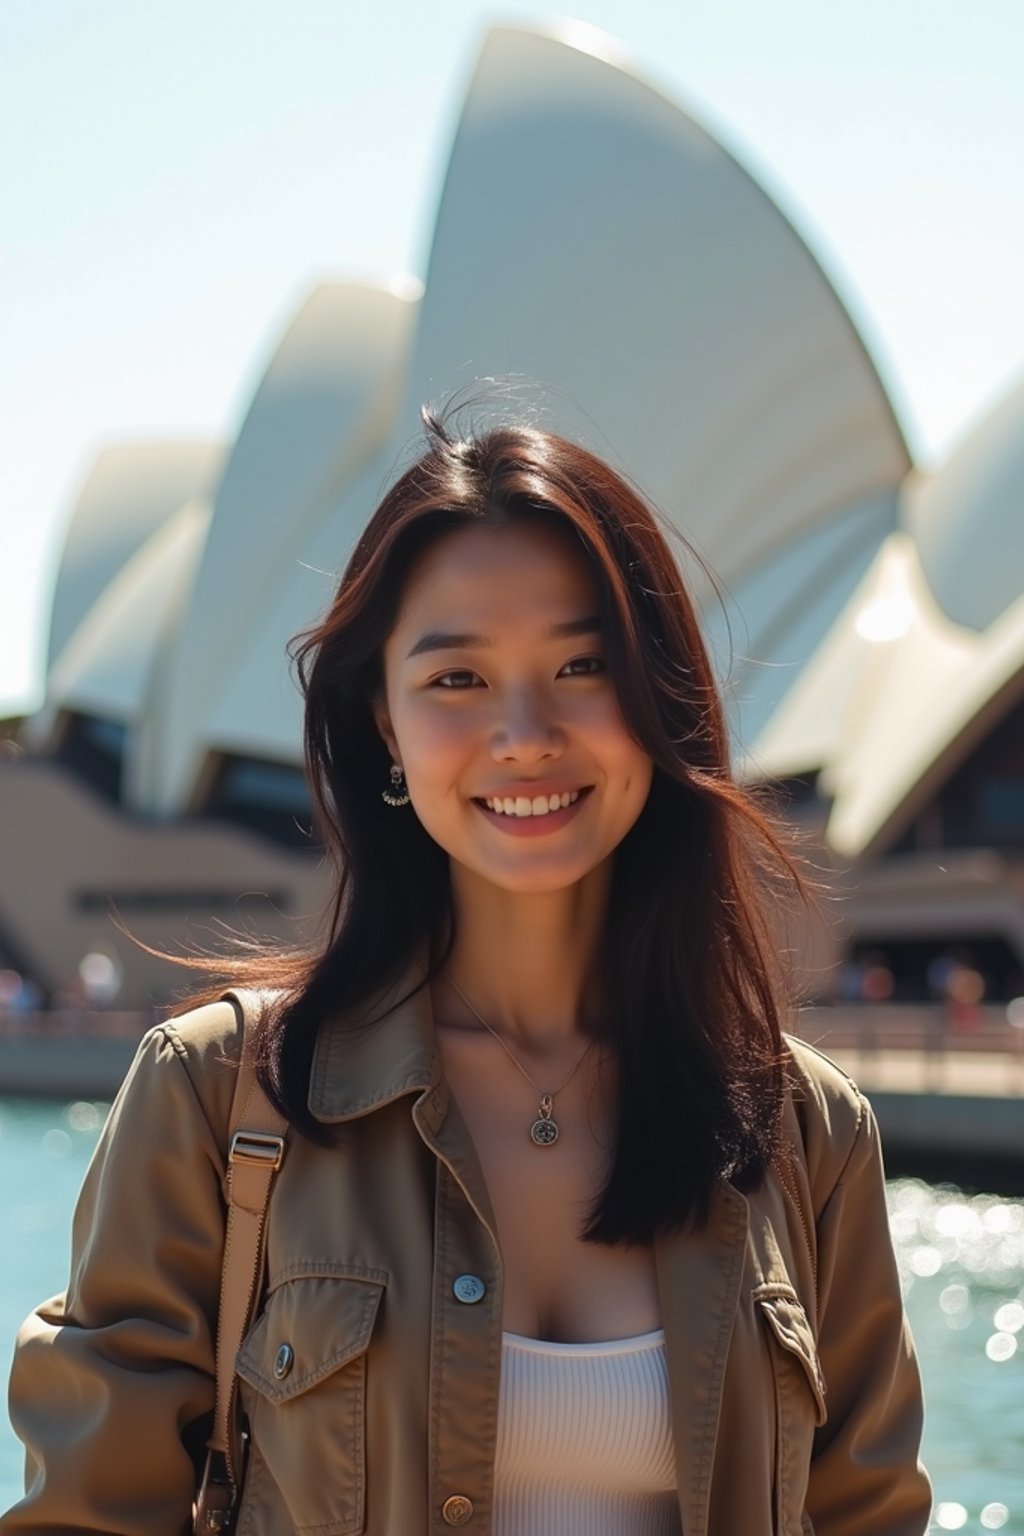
375, 518, 653, 895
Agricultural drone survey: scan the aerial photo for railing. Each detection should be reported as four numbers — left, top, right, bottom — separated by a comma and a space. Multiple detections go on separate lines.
2, 1001, 1022, 1051
795, 1002, 1022, 1052
794, 1004, 1024, 1096
0, 1009, 157, 1039
2, 1002, 1023, 1097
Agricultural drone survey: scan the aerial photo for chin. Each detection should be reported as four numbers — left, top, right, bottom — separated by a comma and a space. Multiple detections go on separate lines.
475, 857, 602, 896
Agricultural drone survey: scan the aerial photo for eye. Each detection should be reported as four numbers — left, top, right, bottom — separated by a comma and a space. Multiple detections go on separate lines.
432, 669, 481, 689
559, 655, 606, 677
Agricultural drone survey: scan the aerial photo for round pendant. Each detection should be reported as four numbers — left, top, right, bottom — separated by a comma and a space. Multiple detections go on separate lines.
530, 1115, 559, 1146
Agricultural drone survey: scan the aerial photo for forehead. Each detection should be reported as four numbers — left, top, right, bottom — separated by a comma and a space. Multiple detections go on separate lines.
391, 521, 598, 633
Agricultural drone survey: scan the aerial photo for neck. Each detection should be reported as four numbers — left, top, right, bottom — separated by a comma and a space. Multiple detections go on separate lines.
439, 859, 611, 1048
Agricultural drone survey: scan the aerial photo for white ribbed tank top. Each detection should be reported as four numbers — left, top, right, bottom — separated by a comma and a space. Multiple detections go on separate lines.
493, 1329, 682, 1536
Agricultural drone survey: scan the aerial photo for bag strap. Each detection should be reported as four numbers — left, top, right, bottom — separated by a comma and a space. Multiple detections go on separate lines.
194, 987, 289, 1533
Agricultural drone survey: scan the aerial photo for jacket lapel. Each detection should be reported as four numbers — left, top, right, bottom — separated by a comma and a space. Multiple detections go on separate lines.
655, 1180, 750, 1536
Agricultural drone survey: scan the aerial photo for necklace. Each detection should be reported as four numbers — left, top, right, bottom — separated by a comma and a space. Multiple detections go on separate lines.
446, 977, 596, 1147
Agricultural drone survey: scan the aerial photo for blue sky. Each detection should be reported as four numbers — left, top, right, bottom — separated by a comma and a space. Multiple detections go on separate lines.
3, 0, 1023, 716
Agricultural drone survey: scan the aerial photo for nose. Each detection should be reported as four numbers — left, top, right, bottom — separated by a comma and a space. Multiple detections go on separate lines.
490, 686, 566, 763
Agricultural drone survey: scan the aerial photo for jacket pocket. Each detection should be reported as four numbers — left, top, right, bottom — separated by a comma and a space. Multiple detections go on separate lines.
236, 1271, 385, 1536
755, 1285, 827, 1536
757, 1290, 827, 1428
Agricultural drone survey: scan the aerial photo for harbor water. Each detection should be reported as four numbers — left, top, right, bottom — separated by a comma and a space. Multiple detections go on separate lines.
1, 1096, 1022, 1532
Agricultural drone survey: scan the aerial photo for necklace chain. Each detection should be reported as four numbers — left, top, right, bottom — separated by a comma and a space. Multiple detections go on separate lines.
446, 977, 596, 1147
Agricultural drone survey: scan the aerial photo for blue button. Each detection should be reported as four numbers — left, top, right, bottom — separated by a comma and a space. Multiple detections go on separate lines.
453, 1273, 486, 1304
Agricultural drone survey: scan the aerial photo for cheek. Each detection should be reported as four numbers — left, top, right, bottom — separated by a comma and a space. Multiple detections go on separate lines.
586, 697, 651, 771
602, 725, 654, 810
631, 755, 655, 803
395, 700, 474, 779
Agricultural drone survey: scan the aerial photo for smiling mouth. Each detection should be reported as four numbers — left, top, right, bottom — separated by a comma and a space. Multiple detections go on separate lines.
475, 787, 592, 819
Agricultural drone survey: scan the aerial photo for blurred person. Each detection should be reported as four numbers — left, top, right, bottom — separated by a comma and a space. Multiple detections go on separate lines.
945, 952, 985, 1034
836, 955, 864, 1004
925, 951, 957, 1005
0, 968, 41, 1033
858, 948, 895, 1006
850, 948, 894, 1071
1007, 996, 1024, 1082
928, 948, 985, 1038
78, 948, 123, 1009
49, 972, 89, 1033
3, 412, 931, 1535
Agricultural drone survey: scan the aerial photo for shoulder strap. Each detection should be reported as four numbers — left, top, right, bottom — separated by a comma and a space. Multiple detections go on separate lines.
194, 988, 289, 1533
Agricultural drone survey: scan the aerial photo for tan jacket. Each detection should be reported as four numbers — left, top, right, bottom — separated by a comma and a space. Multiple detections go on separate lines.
4, 982, 931, 1536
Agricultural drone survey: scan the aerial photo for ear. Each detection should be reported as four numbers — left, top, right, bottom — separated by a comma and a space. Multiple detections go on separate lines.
372, 695, 400, 766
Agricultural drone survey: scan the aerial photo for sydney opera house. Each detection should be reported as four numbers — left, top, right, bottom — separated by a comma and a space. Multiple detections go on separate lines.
3, 24, 1024, 1009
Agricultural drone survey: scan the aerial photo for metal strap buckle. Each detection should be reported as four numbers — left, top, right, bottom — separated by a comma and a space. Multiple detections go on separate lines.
193, 1448, 236, 1534
229, 1130, 285, 1170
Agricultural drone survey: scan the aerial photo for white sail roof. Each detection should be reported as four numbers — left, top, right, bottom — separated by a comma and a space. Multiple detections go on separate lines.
903, 372, 1024, 632
47, 440, 222, 675
401, 24, 909, 587
138, 280, 418, 812
753, 449, 1024, 857
46, 500, 211, 730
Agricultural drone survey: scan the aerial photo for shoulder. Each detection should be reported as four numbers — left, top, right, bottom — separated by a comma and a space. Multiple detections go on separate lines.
133, 987, 287, 1148
162, 986, 288, 1060
782, 1032, 873, 1205
783, 1031, 867, 1130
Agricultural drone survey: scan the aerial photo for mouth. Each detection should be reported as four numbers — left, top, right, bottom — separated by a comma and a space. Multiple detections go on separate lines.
473, 786, 594, 820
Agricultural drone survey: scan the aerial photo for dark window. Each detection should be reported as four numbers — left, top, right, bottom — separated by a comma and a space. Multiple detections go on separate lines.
767, 772, 824, 810
200, 754, 317, 851
52, 713, 126, 802
976, 778, 1024, 835
893, 691, 1024, 852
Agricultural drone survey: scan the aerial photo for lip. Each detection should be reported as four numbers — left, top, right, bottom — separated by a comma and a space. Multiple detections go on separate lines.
472, 785, 594, 837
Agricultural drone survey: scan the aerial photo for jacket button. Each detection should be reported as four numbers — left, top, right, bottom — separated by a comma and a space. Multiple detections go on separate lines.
452, 1274, 486, 1304
273, 1343, 294, 1379
442, 1495, 474, 1525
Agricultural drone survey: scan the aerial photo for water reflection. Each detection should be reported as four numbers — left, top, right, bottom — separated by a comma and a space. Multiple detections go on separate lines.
934, 1503, 1012, 1531
890, 1182, 1024, 1280
890, 1180, 1023, 1534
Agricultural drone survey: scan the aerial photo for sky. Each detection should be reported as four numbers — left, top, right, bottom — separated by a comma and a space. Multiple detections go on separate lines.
3, 0, 1024, 717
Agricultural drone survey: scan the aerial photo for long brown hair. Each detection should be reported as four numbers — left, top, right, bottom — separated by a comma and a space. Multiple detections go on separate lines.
172, 406, 811, 1241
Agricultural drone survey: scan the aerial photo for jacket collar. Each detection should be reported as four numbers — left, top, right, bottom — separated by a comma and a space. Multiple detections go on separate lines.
307, 957, 440, 1122
306, 956, 499, 1241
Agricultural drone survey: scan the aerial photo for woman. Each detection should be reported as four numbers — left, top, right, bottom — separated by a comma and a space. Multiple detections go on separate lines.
4, 412, 931, 1535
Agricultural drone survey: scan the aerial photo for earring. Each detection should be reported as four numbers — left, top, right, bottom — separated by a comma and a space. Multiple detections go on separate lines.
382, 762, 410, 807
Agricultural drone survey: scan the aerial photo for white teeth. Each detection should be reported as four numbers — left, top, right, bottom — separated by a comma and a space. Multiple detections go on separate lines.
484, 788, 585, 816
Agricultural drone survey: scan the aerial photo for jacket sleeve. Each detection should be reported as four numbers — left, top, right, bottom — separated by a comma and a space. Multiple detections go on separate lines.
805, 1092, 932, 1536
2, 1023, 229, 1535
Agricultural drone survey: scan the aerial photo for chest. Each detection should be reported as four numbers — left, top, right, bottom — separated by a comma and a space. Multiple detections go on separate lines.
438, 1041, 662, 1340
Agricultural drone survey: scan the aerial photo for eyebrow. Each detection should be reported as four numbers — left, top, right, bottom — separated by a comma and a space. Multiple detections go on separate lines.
406, 615, 603, 660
